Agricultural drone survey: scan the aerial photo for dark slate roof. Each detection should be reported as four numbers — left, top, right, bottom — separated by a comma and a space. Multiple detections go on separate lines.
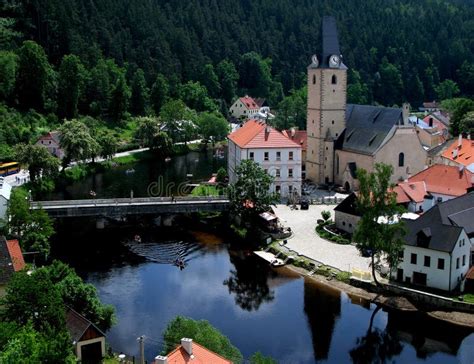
337, 104, 404, 155
404, 217, 462, 253
321, 16, 340, 66
65, 307, 105, 343
403, 192, 474, 252
334, 192, 359, 216
0, 236, 15, 285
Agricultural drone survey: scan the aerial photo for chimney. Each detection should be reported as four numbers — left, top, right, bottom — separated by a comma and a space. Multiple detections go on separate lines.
402, 102, 410, 124
459, 165, 464, 177
452, 148, 458, 159
181, 338, 193, 356
290, 127, 296, 138
468, 134, 471, 140
429, 117, 433, 127
458, 134, 463, 149
265, 125, 271, 141
155, 355, 168, 364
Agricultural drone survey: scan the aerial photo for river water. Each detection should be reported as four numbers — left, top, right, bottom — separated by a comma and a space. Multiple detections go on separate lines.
51, 151, 474, 363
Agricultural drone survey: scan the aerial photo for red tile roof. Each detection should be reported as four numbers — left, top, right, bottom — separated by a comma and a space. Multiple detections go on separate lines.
228, 120, 301, 149
394, 164, 474, 204
239, 96, 259, 110
160, 342, 232, 364
282, 129, 307, 151
442, 138, 474, 166
6, 239, 25, 272
422, 115, 448, 141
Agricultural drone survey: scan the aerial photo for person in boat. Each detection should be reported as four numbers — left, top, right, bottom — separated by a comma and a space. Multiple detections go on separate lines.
175, 258, 185, 270
134, 234, 141, 243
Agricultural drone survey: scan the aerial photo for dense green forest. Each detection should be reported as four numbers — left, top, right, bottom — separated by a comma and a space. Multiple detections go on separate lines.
2, 0, 474, 160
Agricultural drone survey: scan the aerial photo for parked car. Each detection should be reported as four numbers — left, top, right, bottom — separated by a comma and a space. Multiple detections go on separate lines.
300, 199, 309, 210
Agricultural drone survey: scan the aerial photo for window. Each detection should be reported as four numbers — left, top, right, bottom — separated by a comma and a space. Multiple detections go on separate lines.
410, 253, 417, 265
438, 258, 445, 270
243, 110, 246, 114
342, 221, 346, 226
289, 185, 293, 193
264, 152, 269, 161
332, 75, 337, 84
276, 185, 281, 193
313, 75, 316, 84
288, 169, 293, 178
289, 151, 294, 161
398, 152, 405, 167
249, 152, 254, 160
459, 241, 462, 248
276, 168, 280, 177
398, 250, 404, 261
424, 256, 431, 267
264, 169, 268, 174
456, 257, 460, 269
463, 255, 466, 266
332, 120, 334, 124
276, 152, 281, 161
349, 223, 352, 228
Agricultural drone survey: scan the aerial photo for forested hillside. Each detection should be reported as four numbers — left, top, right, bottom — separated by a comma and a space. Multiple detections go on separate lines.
2, 0, 474, 161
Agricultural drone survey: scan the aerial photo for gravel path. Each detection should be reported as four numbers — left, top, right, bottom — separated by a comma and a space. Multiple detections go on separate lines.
273, 204, 371, 272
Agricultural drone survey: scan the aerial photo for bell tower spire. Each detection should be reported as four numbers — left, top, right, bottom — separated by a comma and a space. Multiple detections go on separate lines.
306, 16, 347, 185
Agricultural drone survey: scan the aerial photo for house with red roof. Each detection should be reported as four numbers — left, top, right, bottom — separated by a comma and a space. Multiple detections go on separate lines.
228, 120, 302, 197
154, 338, 232, 364
229, 95, 260, 121
282, 128, 307, 179
0, 236, 26, 285
36, 131, 65, 159
440, 136, 474, 173
394, 164, 474, 213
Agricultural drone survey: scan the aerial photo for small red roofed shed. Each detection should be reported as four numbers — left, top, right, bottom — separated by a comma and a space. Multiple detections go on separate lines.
154, 338, 232, 364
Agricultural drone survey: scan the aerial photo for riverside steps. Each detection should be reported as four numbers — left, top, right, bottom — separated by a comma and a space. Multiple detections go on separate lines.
31, 196, 230, 218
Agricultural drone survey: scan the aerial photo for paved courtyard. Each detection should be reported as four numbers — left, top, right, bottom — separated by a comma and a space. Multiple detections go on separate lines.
273, 204, 371, 272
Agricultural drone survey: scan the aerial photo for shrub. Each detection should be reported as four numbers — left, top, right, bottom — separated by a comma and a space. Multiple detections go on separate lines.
321, 210, 331, 221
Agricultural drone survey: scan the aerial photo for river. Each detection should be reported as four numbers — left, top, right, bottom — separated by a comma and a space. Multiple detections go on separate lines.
50, 150, 474, 363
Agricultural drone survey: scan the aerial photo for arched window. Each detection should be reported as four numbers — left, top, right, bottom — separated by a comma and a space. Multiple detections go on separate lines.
331, 75, 337, 84
312, 75, 316, 84
398, 152, 405, 167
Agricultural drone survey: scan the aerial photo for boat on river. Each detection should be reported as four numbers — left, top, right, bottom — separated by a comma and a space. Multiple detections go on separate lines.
253, 251, 285, 267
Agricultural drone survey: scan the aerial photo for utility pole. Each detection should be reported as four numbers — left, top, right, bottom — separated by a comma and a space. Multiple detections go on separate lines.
137, 335, 145, 364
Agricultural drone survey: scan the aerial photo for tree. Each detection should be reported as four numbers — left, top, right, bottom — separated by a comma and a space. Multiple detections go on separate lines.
160, 99, 197, 142
375, 59, 403, 106
0, 51, 18, 101
58, 54, 86, 119
1, 270, 65, 333
250, 352, 277, 364
457, 61, 474, 96
14, 144, 60, 184
96, 130, 118, 160
130, 68, 149, 115
435, 79, 459, 101
229, 160, 278, 222
216, 167, 227, 184
460, 111, 474, 136
109, 73, 131, 121
15, 41, 54, 111
41, 260, 116, 331
162, 316, 243, 363
178, 81, 217, 112
150, 73, 169, 115
6, 188, 54, 255
441, 98, 474, 136
199, 63, 220, 99
134, 117, 173, 156
273, 87, 307, 130
347, 70, 369, 105
196, 112, 229, 145
238, 52, 273, 98
216, 59, 239, 104
59, 119, 100, 165
353, 164, 406, 285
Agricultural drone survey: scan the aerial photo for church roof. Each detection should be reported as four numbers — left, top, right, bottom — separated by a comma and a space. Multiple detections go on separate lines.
338, 104, 404, 155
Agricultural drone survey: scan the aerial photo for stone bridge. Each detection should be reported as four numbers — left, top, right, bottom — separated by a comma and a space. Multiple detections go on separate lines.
31, 196, 230, 218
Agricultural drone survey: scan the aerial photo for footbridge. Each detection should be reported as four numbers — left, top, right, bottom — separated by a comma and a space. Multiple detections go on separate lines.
31, 196, 230, 218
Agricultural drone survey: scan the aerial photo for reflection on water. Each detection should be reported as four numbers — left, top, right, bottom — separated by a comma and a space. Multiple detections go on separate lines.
53, 224, 474, 363
304, 278, 341, 361
48, 150, 226, 200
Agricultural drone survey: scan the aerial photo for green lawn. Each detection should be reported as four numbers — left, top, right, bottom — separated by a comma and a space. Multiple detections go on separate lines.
461, 294, 474, 304
191, 184, 221, 196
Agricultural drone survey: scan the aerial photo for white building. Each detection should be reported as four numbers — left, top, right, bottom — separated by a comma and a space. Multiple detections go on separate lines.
228, 120, 302, 197
229, 96, 260, 121
36, 131, 65, 159
0, 178, 12, 224
393, 193, 474, 292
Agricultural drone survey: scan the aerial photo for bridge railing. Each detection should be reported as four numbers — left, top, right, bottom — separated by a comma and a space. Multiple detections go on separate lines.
31, 195, 229, 208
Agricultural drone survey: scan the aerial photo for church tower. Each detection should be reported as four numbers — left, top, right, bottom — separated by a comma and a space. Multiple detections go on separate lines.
306, 16, 347, 185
